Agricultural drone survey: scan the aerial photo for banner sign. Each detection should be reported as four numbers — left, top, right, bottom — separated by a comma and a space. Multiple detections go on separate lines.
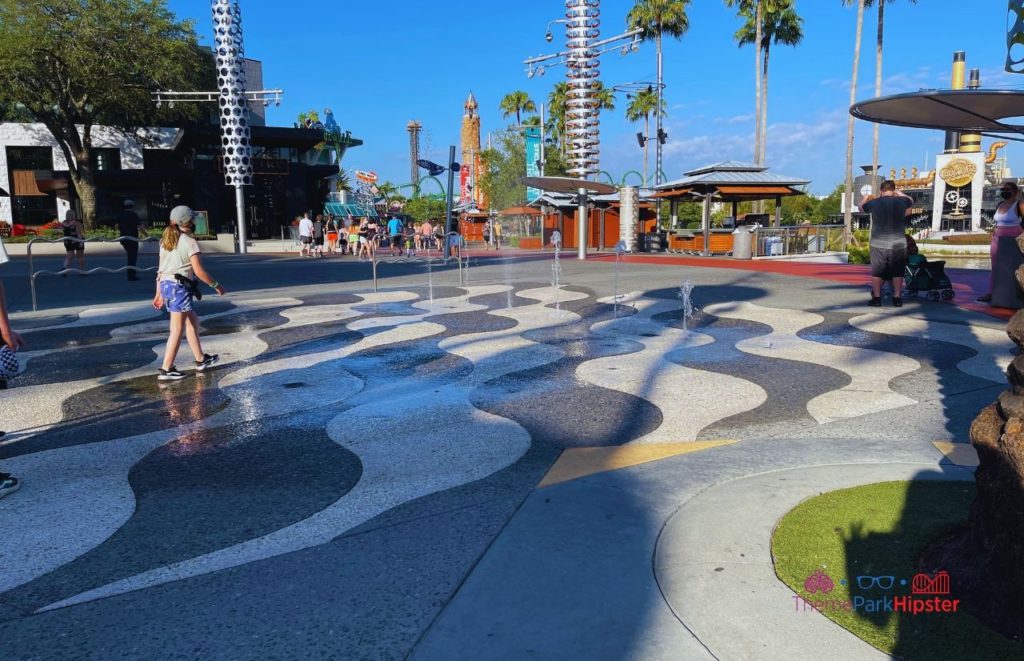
460, 162, 471, 203
524, 127, 542, 202
355, 170, 378, 183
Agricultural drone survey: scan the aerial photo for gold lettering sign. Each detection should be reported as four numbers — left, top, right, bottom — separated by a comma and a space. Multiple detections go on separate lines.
940, 158, 977, 188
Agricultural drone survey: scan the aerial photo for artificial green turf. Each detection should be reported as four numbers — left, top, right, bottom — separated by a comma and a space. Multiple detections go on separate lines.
771, 480, 1022, 660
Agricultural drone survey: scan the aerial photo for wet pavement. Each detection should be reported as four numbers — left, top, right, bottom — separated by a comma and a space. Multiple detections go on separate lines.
0, 254, 1012, 659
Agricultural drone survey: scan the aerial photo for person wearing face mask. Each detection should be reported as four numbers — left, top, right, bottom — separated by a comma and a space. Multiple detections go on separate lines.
978, 181, 1024, 303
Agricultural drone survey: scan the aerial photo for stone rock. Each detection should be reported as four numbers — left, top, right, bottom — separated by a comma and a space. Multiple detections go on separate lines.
1008, 310, 1024, 348
967, 403, 1024, 636
998, 391, 1024, 420
1008, 355, 1024, 391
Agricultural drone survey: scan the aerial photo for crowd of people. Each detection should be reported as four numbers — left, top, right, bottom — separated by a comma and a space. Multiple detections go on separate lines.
296, 212, 453, 259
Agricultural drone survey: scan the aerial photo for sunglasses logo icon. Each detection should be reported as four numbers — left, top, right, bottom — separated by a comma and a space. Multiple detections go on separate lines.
856, 575, 895, 590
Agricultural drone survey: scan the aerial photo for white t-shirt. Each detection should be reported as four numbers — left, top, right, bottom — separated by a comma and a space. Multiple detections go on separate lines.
0, 235, 9, 266
299, 217, 314, 237
158, 234, 201, 281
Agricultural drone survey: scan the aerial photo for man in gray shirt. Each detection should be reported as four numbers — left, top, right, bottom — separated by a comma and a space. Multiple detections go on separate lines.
861, 180, 913, 307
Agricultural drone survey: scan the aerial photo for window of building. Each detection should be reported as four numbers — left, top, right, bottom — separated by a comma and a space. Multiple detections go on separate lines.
93, 148, 121, 171
7, 146, 53, 171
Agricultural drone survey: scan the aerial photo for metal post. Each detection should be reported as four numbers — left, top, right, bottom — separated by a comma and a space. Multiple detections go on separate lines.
235, 186, 248, 254
372, 249, 378, 292
702, 192, 711, 256
577, 187, 587, 260
444, 144, 456, 259
540, 103, 546, 176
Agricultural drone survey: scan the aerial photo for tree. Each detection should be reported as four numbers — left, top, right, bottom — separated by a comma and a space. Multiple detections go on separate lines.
593, 82, 617, 112
479, 129, 529, 212
499, 91, 537, 127
522, 115, 542, 128
546, 82, 570, 156
625, 87, 666, 186
627, 0, 691, 187
867, 0, 917, 194
734, 1, 803, 167
335, 171, 353, 194
0, 0, 211, 229
843, 0, 868, 237
402, 196, 446, 223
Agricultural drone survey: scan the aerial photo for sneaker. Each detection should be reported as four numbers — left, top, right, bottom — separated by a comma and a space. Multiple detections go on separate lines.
868, 296, 882, 307
157, 367, 188, 381
0, 472, 21, 499
195, 353, 219, 372
893, 297, 903, 308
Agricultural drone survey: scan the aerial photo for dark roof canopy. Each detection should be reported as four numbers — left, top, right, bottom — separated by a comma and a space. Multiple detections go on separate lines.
850, 89, 1024, 134
654, 161, 808, 200
520, 176, 617, 195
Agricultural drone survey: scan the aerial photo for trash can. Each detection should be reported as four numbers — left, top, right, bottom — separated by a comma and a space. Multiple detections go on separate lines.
732, 226, 754, 260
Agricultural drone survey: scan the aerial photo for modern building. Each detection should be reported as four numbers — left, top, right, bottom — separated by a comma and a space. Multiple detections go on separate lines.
0, 59, 362, 238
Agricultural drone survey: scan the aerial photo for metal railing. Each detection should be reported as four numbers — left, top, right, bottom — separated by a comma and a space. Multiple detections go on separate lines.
752, 224, 847, 258
27, 236, 159, 311
369, 232, 469, 292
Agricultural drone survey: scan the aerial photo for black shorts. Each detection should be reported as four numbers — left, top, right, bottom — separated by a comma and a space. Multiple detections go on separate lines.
64, 240, 83, 252
390, 235, 404, 247
315, 236, 324, 246
301, 235, 313, 245
869, 245, 908, 280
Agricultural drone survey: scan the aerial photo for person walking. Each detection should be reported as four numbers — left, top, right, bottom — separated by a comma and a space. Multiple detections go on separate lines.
312, 214, 325, 258
0, 234, 24, 498
153, 205, 225, 381
978, 181, 1024, 303
860, 180, 914, 307
298, 212, 314, 257
61, 209, 86, 274
387, 215, 405, 256
117, 199, 144, 280
419, 219, 434, 253
325, 214, 340, 254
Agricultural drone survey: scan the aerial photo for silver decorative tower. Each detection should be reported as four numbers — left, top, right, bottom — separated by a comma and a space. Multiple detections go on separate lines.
564, 0, 600, 179
212, 0, 253, 253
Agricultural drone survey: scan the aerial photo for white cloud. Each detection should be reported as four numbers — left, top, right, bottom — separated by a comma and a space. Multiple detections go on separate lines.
715, 113, 755, 125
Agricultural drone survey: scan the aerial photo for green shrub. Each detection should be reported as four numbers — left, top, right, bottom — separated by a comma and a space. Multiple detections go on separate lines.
848, 245, 869, 264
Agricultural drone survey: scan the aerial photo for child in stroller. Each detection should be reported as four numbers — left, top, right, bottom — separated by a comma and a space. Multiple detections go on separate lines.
903, 235, 955, 301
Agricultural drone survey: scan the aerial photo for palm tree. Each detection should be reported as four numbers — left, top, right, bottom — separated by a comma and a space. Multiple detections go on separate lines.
844, 0, 868, 237
499, 90, 537, 127
735, 0, 803, 167
626, 87, 666, 185
546, 82, 570, 155
593, 81, 617, 112
724, 0, 763, 165
627, 0, 691, 187
867, 0, 917, 194
522, 115, 542, 128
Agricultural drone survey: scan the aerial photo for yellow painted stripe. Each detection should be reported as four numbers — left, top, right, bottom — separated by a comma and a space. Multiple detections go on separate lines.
538, 441, 737, 488
932, 441, 979, 467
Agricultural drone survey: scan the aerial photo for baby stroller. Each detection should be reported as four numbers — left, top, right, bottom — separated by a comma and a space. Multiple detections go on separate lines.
904, 253, 955, 301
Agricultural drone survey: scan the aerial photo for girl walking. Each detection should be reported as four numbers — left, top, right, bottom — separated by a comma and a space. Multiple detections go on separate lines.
152, 205, 225, 381
61, 210, 86, 274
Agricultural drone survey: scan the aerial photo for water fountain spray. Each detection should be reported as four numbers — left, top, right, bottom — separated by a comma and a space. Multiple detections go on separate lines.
678, 279, 695, 332
552, 234, 563, 315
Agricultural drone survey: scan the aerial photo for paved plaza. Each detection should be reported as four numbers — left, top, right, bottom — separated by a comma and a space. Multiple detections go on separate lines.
0, 253, 1007, 659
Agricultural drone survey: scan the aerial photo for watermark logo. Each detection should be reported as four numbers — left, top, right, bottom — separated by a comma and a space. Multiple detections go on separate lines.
912, 571, 950, 595
803, 570, 835, 594
792, 569, 960, 615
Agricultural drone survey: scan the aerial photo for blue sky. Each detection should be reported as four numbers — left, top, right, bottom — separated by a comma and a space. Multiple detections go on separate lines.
169, 0, 1020, 195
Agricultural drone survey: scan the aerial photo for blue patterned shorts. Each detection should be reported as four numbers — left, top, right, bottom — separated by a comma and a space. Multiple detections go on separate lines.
159, 279, 194, 313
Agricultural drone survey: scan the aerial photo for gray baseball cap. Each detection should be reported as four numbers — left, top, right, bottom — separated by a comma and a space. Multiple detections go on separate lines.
169, 205, 196, 225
